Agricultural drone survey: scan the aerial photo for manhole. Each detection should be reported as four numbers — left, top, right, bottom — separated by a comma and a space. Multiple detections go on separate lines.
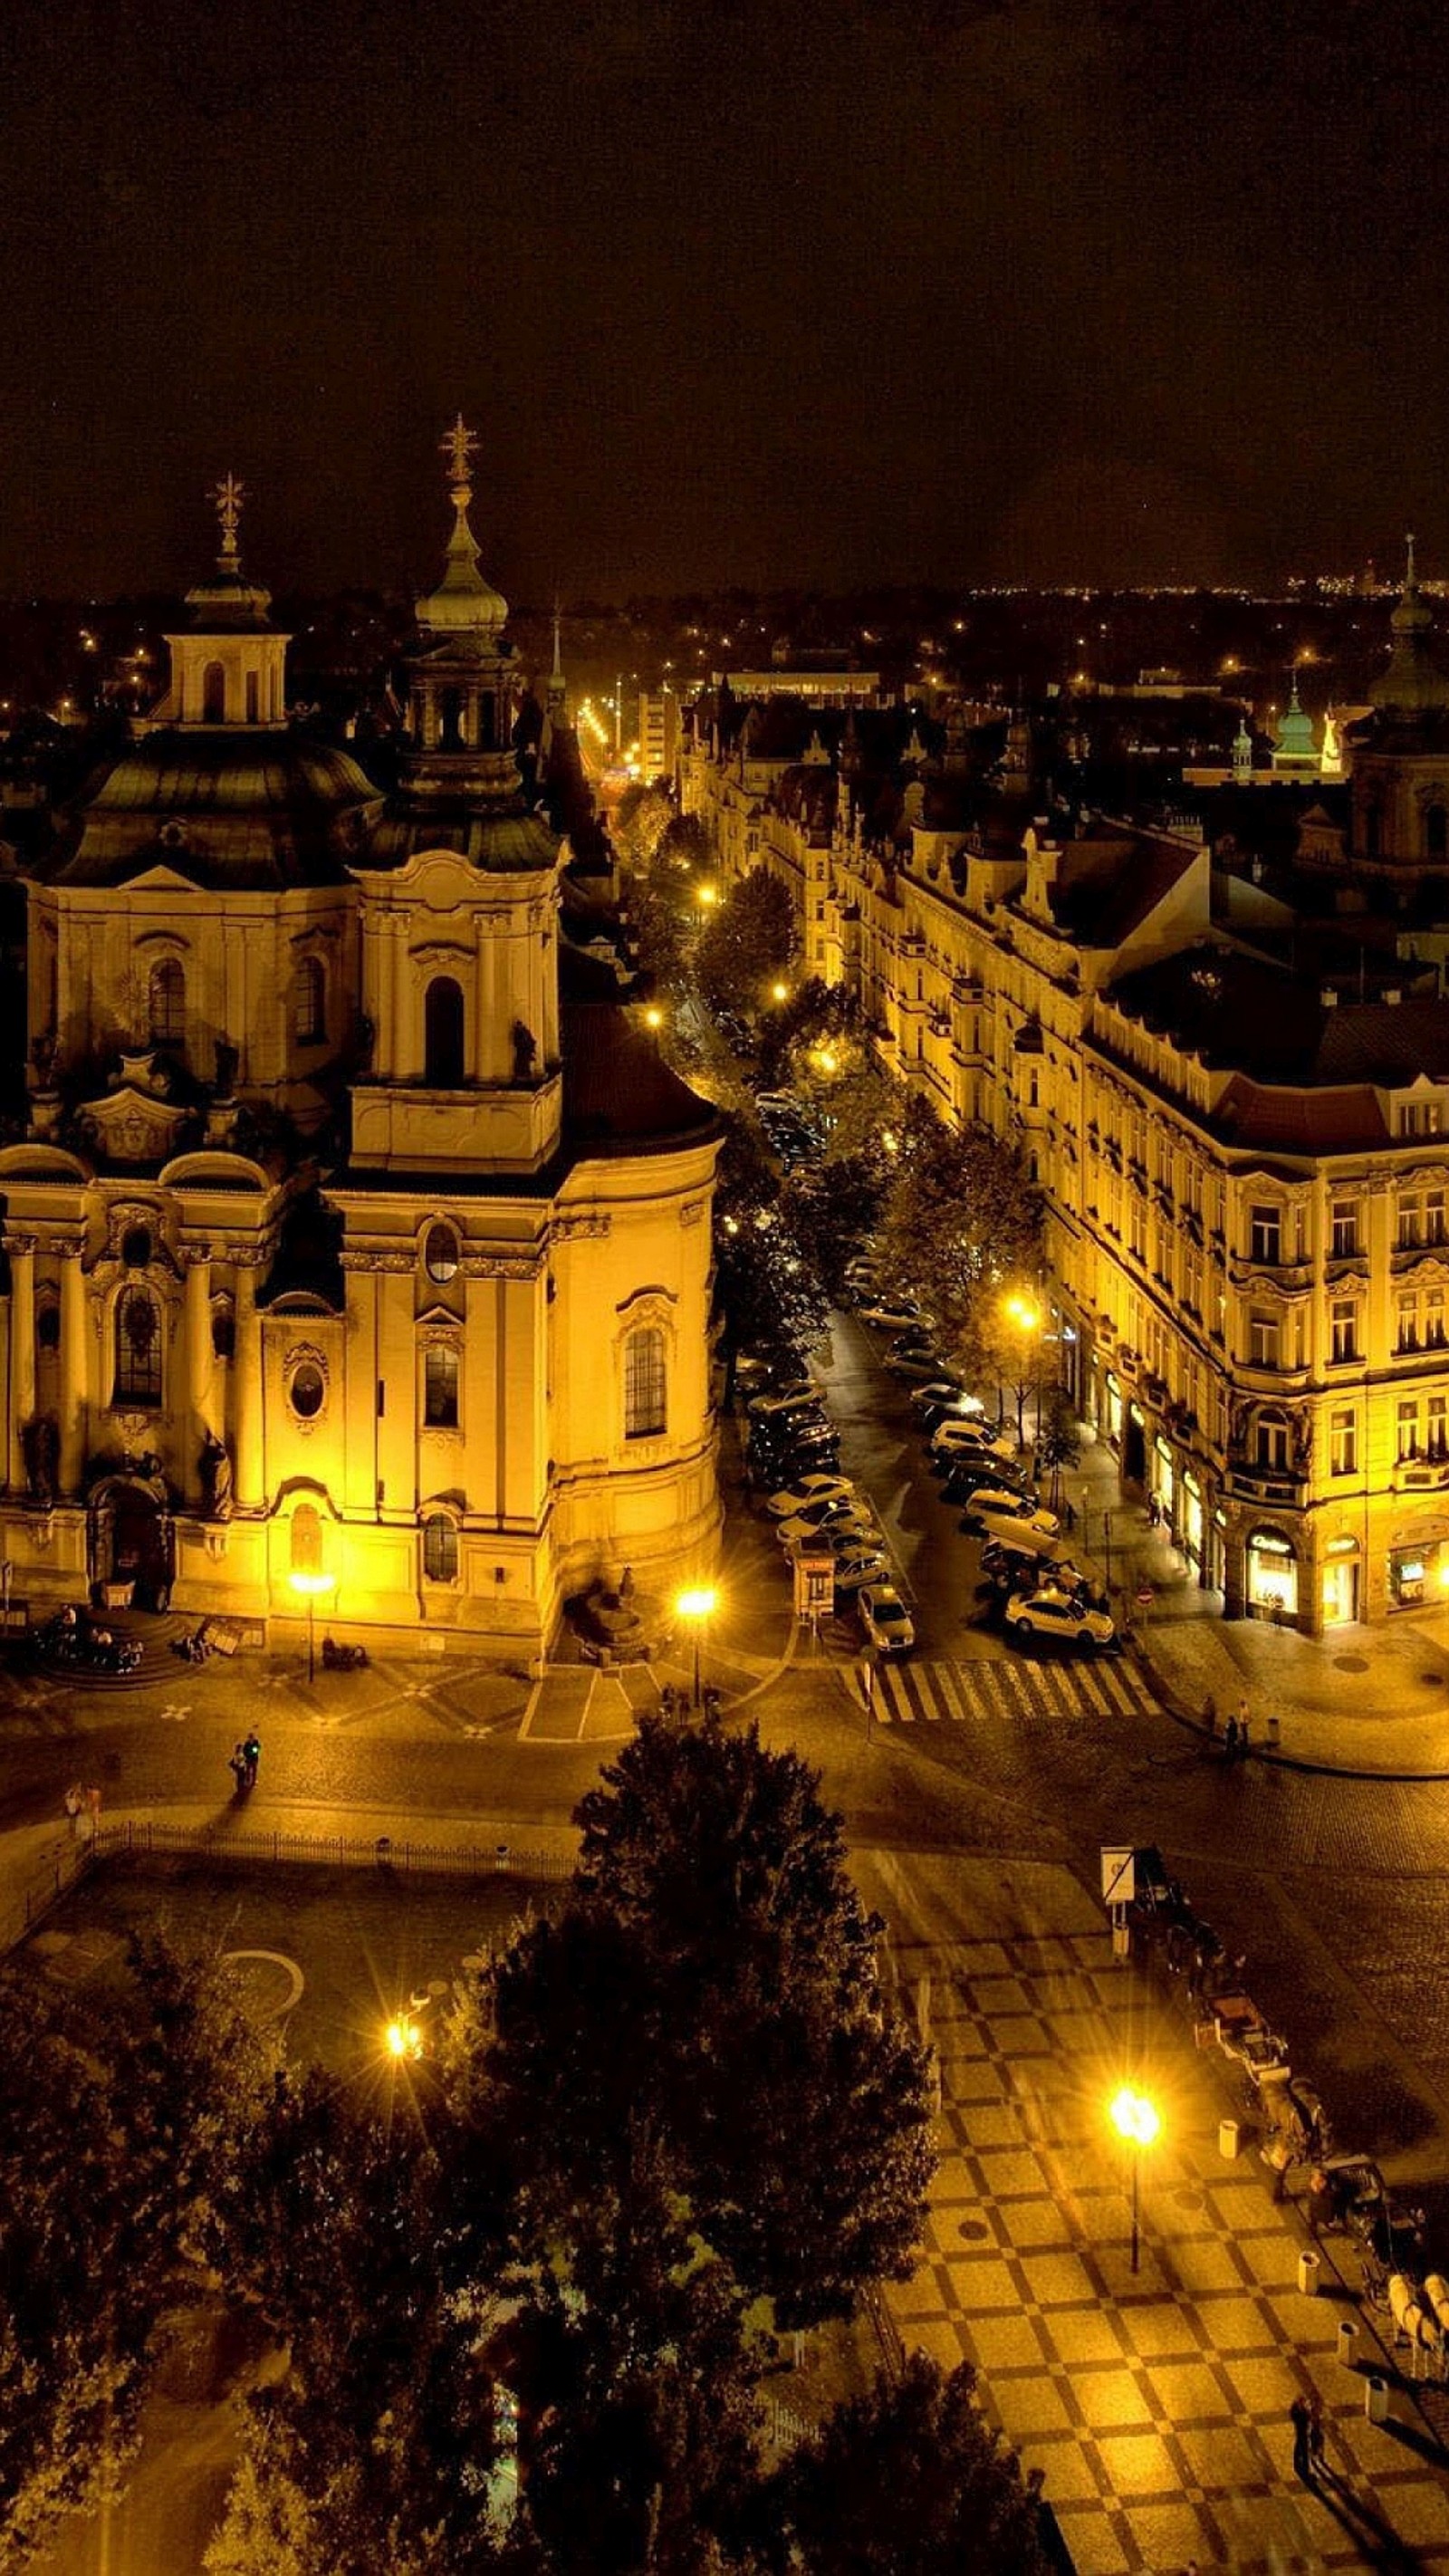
958, 2218, 992, 2243
1172, 2187, 1209, 2214
1332, 1654, 1369, 1673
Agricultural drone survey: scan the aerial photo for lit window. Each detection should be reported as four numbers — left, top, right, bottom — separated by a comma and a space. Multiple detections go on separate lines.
1329, 1199, 1358, 1260
1431, 1397, 1449, 1459
113, 1284, 162, 1406
1398, 1400, 1421, 1463
1329, 1300, 1358, 1364
1397, 1293, 1419, 1353
1254, 1413, 1289, 1470
624, 1325, 667, 1438
424, 1223, 459, 1284
1329, 1409, 1357, 1476
424, 1346, 459, 1428
1248, 1205, 1281, 1264
1248, 1310, 1280, 1369
423, 1513, 458, 1583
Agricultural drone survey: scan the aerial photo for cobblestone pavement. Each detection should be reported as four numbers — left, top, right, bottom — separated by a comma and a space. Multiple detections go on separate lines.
860, 1850, 1449, 2575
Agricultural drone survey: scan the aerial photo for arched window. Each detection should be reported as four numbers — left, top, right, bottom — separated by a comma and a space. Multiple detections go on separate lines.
440, 687, 465, 751
425, 976, 465, 1087
624, 1326, 667, 1439
293, 956, 326, 1043
245, 670, 259, 724
290, 1504, 323, 1575
423, 1513, 459, 1583
424, 1345, 459, 1427
149, 957, 185, 1049
1428, 804, 1448, 861
35, 1302, 60, 1353
202, 660, 226, 723
424, 1223, 459, 1283
113, 1284, 162, 1406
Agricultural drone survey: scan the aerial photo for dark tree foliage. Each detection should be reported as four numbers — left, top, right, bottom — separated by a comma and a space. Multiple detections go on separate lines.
764, 2354, 1050, 2575
0, 1937, 278, 2568
782, 1155, 888, 1299
695, 869, 796, 1017
713, 1118, 829, 1377
875, 1110, 1043, 1381
619, 862, 690, 993
754, 976, 861, 1085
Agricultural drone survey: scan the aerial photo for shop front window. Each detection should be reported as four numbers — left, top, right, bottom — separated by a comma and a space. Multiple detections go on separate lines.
1246, 1528, 1297, 1621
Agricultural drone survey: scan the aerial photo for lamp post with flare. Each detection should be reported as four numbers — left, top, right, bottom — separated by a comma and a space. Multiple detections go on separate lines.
289, 1568, 336, 1687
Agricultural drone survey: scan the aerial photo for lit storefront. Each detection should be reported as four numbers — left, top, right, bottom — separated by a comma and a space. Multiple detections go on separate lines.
1181, 1472, 1204, 1572
1246, 1526, 1298, 1620
1387, 1532, 1449, 1610
1321, 1535, 1360, 1627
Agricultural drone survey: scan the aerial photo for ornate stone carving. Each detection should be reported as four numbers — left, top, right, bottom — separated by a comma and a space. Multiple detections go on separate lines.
552, 1213, 611, 1243
679, 1199, 706, 1228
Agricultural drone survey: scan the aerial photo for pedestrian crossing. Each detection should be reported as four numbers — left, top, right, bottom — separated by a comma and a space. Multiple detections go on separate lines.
867, 1655, 1156, 1728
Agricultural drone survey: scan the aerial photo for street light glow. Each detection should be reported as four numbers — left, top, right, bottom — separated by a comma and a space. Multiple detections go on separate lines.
1109, 2084, 1160, 2148
696, 882, 719, 908
1003, 1293, 1041, 1333
676, 1586, 718, 1621
771, 981, 789, 1004
289, 1571, 336, 1599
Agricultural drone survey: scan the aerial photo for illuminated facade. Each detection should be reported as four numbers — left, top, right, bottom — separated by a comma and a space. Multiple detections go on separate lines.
684, 591, 1449, 1637
0, 435, 722, 1649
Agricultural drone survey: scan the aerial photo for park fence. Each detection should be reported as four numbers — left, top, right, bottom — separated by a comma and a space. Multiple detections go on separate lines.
2, 1817, 574, 1957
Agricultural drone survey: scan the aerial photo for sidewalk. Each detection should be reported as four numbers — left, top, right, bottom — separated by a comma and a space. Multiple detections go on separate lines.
865, 1849, 1449, 2576
1061, 1429, 1449, 1781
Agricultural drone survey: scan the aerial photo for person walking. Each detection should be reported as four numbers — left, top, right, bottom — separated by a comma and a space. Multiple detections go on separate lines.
242, 1732, 261, 1788
1223, 1713, 1240, 1760
1290, 2392, 1313, 2481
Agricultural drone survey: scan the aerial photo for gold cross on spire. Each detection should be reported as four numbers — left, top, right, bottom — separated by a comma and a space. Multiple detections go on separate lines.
442, 414, 479, 491
210, 472, 245, 562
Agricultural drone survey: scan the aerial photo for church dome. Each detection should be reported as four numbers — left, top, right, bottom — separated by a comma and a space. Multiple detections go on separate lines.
56, 726, 380, 889
1369, 537, 1449, 716
416, 418, 508, 639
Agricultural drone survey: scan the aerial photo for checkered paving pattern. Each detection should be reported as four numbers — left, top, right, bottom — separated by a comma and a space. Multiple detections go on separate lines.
889, 1917, 1449, 2572
870, 1656, 1156, 1729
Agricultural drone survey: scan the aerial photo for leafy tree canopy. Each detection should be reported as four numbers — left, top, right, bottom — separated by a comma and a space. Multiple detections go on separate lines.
696, 870, 796, 1019
876, 1111, 1043, 1386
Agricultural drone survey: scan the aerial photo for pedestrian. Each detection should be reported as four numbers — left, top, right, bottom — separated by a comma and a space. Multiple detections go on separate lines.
1306, 2166, 1336, 2240
228, 1742, 247, 1793
1223, 1713, 1241, 1759
242, 1731, 261, 1787
1290, 2392, 1312, 2481
1307, 2389, 1326, 2474
63, 1783, 82, 1840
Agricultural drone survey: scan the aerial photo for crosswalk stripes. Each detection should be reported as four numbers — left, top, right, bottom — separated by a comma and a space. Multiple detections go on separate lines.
869, 1655, 1157, 1729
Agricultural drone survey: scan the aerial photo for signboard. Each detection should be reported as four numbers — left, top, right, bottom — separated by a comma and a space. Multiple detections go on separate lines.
1100, 1845, 1137, 1908
792, 1548, 837, 1620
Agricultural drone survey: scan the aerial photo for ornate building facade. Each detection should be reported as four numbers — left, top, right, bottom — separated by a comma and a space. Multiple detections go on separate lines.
683, 578, 1449, 1637
0, 429, 722, 1649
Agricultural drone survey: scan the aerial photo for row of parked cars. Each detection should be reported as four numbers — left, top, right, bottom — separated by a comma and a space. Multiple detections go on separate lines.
844, 1254, 1119, 1656
753, 1090, 822, 1171
739, 1353, 916, 1652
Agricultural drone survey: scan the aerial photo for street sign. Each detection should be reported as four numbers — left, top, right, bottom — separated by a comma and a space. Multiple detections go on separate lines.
792, 1548, 836, 1620
1100, 1845, 1137, 1907
1136, 1584, 1155, 1608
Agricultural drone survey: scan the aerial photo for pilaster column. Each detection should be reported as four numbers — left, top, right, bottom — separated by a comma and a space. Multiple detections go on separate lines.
7, 1239, 34, 1493
184, 1250, 213, 1502
234, 1264, 264, 1510
58, 1244, 87, 1498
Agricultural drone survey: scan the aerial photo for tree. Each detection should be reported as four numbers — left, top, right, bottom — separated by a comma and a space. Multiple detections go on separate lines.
0, 1937, 278, 2568
764, 2354, 1049, 2575
1036, 1384, 1081, 1510
695, 870, 796, 1019
713, 1120, 829, 1382
754, 977, 862, 1088
875, 1113, 1043, 1389
611, 783, 675, 873
619, 864, 690, 993
782, 1156, 888, 1301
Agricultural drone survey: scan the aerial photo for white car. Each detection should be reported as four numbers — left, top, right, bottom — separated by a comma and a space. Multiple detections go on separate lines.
765, 1473, 857, 1518
972, 1495, 1061, 1542
833, 1548, 892, 1595
748, 1387, 823, 1421
858, 1296, 932, 1331
1007, 1588, 1117, 1652
777, 1507, 877, 1552
859, 1584, 915, 1655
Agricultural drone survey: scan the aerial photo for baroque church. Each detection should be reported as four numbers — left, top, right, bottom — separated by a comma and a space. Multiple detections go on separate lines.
0, 427, 722, 1648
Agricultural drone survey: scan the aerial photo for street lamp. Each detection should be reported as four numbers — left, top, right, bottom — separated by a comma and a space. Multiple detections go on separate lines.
1109, 2083, 1160, 2274
696, 882, 718, 909
676, 1584, 718, 1709
1002, 1292, 1042, 1447
770, 980, 790, 1004
289, 1568, 336, 1686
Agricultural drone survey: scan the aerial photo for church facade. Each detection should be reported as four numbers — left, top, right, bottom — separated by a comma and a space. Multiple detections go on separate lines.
0, 430, 722, 1650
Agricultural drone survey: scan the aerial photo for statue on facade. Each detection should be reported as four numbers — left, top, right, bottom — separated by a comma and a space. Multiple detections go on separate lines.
200, 1431, 234, 1522
22, 1413, 58, 1509
1292, 1410, 1312, 1473
512, 1020, 538, 1082
213, 1037, 239, 1101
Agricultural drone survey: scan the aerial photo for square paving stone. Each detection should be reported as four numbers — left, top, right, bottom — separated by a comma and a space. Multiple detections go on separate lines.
1002, 2197, 1075, 2248
1019, 2435, 1104, 2504
974, 2148, 1054, 2199
957, 2310, 1049, 2371
988, 2015, 1054, 2057
1214, 2351, 1306, 2418
1070, 2367, 1156, 2431
1124, 2502, 1221, 2570
891, 2270, 951, 2320
1205, 2181, 1276, 2230
1043, 2308, 1131, 2366
958, 2100, 1028, 2147
1260, 2292, 1342, 2350
945, 2255, 1024, 2311
991, 2375, 1078, 2439
1235, 2232, 1301, 2290
1019, 2250, 1102, 2306
1185, 2293, 1278, 2352
1362, 2472, 1449, 2543
1173, 2421, 1274, 2492
909, 2314, 974, 2371
1148, 2360, 1236, 2421
930, 2154, 976, 2199
1163, 2236, 1250, 2294
1050, 2507, 1133, 2575
1114, 2302, 1205, 2361
968, 1975, 1034, 2014
1091, 2428, 1181, 2497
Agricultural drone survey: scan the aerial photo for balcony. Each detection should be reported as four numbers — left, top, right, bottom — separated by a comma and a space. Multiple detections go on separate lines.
1228, 1464, 1307, 1506
1394, 1455, 1449, 1494
1229, 1253, 1313, 1292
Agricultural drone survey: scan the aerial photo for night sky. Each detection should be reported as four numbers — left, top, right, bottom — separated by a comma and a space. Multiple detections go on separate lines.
4, 0, 1448, 601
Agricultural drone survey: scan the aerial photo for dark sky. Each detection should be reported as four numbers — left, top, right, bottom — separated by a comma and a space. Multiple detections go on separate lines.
3, 0, 1448, 599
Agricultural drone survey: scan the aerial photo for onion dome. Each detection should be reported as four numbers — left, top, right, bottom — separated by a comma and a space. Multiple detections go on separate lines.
416, 416, 508, 639
1369, 534, 1449, 714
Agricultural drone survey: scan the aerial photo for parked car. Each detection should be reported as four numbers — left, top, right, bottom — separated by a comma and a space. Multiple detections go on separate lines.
968, 1495, 1061, 1543
833, 1547, 893, 1596
909, 1378, 973, 1419
942, 1456, 1034, 1507
748, 1387, 824, 1421
981, 1533, 1082, 1590
858, 1296, 932, 1331
859, 1584, 916, 1655
888, 1324, 939, 1357
884, 1348, 954, 1384
765, 1473, 858, 1518
1007, 1587, 1118, 1652
749, 1421, 838, 1469
779, 1511, 878, 1554
776, 1494, 876, 1541
930, 1420, 1016, 1468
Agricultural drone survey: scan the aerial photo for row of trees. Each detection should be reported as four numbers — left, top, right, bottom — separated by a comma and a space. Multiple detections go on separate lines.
1, 1723, 1049, 2574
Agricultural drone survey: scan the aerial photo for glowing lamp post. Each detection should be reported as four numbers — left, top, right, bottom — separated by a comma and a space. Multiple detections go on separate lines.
1002, 1291, 1043, 1446
290, 1568, 336, 1686
770, 981, 790, 1004
696, 881, 718, 910
676, 1584, 718, 1710
1109, 2084, 1160, 2274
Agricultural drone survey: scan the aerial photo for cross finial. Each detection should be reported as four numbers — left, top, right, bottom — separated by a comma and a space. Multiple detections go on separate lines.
210, 472, 245, 564
442, 414, 478, 494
